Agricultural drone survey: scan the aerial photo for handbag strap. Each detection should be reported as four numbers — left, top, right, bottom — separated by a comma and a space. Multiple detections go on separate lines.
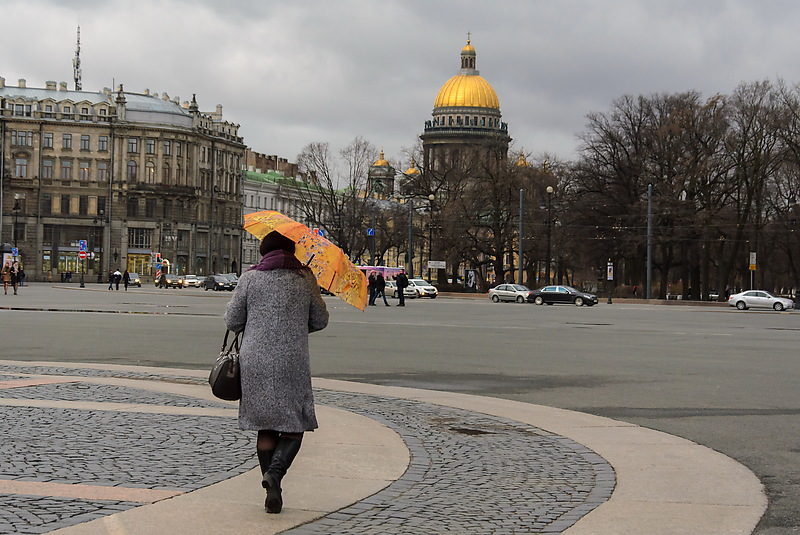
221, 329, 242, 353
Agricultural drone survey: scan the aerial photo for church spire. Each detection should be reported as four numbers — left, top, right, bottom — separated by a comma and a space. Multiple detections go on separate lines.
73, 25, 82, 91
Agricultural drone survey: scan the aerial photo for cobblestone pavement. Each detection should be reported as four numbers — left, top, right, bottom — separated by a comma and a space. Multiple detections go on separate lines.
0, 364, 614, 534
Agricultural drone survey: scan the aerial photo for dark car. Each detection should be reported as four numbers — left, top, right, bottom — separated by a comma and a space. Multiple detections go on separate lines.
202, 275, 233, 291
529, 285, 598, 306
155, 273, 184, 289
219, 273, 239, 289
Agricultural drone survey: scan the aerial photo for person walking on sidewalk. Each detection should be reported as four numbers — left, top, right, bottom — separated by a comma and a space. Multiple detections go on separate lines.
2, 261, 11, 295
108, 270, 114, 290
396, 269, 408, 306
123, 270, 130, 291
375, 272, 391, 306
9, 261, 20, 295
224, 230, 329, 514
113, 270, 122, 290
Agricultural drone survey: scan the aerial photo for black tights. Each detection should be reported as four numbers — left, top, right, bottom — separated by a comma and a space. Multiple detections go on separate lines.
257, 430, 302, 452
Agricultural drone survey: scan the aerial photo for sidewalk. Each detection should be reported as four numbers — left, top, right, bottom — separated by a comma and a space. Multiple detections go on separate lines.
0, 360, 765, 534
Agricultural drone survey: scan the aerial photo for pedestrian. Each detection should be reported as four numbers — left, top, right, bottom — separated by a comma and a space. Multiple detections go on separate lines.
108, 270, 114, 290
1, 261, 11, 295
632, 285, 637, 296
224, 230, 329, 514
66, 271, 72, 283
367, 270, 378, 306
396, 269, 408, 307
113, 269, 122, 290
123, 270, 130, 291
18, 267, 25, 286
375, 272, 390, 306
10, 261, 20, 295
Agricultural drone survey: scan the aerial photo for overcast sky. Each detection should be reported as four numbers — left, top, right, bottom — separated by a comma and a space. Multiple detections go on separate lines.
5, 0, 800, 167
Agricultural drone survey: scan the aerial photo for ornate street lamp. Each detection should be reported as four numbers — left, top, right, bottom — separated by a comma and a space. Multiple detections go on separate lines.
545, 185, 554, 285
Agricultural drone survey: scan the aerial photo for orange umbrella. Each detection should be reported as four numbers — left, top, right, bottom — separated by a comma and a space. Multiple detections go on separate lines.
243, 210, 367, 310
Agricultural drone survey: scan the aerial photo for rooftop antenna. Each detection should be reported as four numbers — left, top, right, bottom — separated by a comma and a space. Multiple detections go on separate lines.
73, 25, 82, 91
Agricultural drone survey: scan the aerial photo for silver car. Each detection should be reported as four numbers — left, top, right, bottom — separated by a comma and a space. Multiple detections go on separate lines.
728, 290, 794, 311
385, 280, 415, 299
407, 278, 438, 298
489, 284, 532, 303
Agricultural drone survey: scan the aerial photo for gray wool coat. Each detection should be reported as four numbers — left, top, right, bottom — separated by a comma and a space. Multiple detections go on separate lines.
224, 267, 329, 433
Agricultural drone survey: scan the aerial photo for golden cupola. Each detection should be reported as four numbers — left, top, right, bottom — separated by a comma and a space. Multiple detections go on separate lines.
373, 150, 390, 167
433, 37, 500, 110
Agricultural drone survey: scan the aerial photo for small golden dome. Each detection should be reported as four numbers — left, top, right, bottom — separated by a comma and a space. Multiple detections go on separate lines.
515, 153, 530, 167
434, 75, 499, 109
405, 158, 420, 175
373, 150, 389, 167
461, 41, 475, 55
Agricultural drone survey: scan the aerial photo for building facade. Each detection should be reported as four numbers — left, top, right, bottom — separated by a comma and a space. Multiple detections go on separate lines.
0, 78, 245, 281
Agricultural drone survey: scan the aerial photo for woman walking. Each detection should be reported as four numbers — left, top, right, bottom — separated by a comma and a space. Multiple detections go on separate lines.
224, 231, 329, 514
1, 261, 11, 295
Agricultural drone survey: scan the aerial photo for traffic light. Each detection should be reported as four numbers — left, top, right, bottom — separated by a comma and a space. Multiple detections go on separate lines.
156, 253, 162, 262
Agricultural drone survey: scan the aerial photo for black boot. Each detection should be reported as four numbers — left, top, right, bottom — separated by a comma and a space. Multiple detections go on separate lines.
262, 436, 302, 513
256, 449, 274, 476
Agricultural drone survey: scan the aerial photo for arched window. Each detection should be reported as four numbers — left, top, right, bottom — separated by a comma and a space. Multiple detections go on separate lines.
176, 164, 182, 185
127, 160, 137, 181
145, 162, 155, 184
162, 163, 171, 184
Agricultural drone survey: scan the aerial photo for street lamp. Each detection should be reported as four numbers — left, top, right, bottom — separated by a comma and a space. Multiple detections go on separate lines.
427, 194, 435, 282
336, 199, 344, 251
545, 185, 554, 285
12, 194, 21, 249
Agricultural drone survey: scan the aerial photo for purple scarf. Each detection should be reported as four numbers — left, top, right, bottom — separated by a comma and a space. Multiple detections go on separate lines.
249, 250, 306, 272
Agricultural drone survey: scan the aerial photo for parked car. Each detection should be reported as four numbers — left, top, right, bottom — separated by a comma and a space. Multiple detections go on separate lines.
529, 285, 598, 306
489, 284, 533, 303
407, 278, 438, 298
203, 275, 233, 291
727, 290, 794, 311
386, 280, 416, 299
127, 272, 142, 287
183, 274, 201, 288
155, 273, 184, 288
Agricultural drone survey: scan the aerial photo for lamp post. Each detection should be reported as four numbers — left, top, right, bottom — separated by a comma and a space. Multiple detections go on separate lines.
545, 185, 553, 285
427, 194, 435, 282
12, 194, 21, 249
336, 199, 344, 251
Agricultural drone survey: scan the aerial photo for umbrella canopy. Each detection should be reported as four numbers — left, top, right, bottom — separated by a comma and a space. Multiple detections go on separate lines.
243, 211, 367, 310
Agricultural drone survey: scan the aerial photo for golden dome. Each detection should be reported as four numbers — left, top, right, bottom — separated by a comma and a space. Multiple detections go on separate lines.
405, 158, 420, 175
515, 153, 530, 167
434, 75, 499, 109
373, 150, 389, 167
434, 37, 499, 109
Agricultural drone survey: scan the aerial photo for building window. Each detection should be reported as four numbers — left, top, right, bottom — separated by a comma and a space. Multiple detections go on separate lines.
79, 161, 90, 181
79, 195, 89, 215
11, 131, 32, 146
176, 164, 182, 184
15, 158, 28, 177
42, 159, 54, 179
44, 105, 54, 119
62, 134, 72, 150
80, 135, 90, 150
61, 160, 72, 180
42, 194, 52, 216
97, 196, 107, 215
128, 227, 152, 248
162, 164, 171, 183
163, 200, 172, 219
80, 107, 90, 120
176, 142, 182, 157
60, 195, 71, 214
163, 140, 171, 155
127, 160, 137, 181
146, 139, 156, 154
146, 198, 156, 218
127, 197, 139, 218
43, 132, 54, 148
128, 138, 138, 153
98, 136, 108, 151
62, 106, 72, 118
97, 161, 108, 181
14, 104, 32, 117
145, 162, 155, 184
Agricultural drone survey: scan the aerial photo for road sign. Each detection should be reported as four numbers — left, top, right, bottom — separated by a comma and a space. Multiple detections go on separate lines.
428, 260, 446, 269
79, 240, 87, 252
78, 251, 87, 260
367, 228, 375, 236
607, 261, 614, 280
318, 229, 326, 237
11, 247, 18, 257
749, 252, 756, 271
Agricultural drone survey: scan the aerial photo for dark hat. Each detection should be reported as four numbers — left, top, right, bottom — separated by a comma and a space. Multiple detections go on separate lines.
260, 231, 296, 255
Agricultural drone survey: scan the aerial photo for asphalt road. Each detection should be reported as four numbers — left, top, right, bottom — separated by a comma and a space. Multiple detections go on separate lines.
1, 283, 798, 534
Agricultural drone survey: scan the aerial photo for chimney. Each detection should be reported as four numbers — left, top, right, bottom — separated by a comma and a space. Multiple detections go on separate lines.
18, 79, 26, 88
215, 104, 223, 116
162, 92, 169, 101
59, 82, 68, 91
45, 81, 57, 90
144, 88, 150, 96
0, 77, 5, 88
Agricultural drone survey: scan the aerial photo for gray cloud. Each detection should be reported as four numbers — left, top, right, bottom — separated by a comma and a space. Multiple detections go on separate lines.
6, 0, 800, 164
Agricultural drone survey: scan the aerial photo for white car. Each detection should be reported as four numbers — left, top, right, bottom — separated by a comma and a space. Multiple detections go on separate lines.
385, 280, 415, 299
728, 290, 794, 311
489, 284, 533, 303
407, 278, 438, 298
183, 274, 202, 288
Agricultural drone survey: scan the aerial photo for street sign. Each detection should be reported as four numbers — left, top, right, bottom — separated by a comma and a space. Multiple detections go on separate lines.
79, 240, 87, 251
428, 260, 446, 269
749, 252, 757, 271
78, 251, 87, 260
87, 252, 95, 260
366, 228, 375, 236
318, 229, 326, 237
607, 261, 614, 281
11, 247, 18, 257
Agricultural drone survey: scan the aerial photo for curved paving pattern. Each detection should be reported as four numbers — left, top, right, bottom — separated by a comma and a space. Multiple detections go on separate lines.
0, 364, 614, 534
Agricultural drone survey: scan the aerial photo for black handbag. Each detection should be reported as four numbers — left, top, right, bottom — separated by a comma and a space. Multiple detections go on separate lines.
209, 330, 242, 401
